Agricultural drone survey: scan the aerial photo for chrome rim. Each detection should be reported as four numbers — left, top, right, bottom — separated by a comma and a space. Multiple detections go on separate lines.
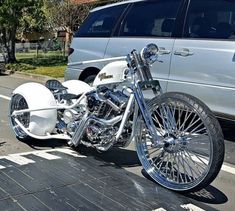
136, 99, 213, 191
10, 94, 29, 139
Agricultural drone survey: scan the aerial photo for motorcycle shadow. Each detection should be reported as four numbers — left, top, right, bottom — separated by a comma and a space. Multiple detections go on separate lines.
75, 145, 141, 168
185, 186, 228, 204
21, 138, 67, 150
141, 169, 228, 205
22, 136, 140, 167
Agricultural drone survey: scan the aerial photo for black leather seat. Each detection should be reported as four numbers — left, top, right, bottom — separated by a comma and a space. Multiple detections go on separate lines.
45, 79, 68, 91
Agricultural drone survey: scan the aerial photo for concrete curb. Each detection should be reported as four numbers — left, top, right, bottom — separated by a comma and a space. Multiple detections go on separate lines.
5, 70, 64, 83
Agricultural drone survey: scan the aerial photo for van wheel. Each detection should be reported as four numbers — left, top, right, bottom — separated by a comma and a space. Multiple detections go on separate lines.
84, 75, 96, 85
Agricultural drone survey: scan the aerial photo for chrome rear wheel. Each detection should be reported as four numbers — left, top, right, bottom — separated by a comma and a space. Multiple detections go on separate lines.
9, 94, 30, 140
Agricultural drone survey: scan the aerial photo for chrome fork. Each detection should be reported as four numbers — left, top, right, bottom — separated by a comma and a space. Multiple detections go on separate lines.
132, 83, 161, 145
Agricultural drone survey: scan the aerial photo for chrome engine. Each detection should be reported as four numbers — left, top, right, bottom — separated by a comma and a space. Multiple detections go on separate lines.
86, 87, 128, 118
56, 86, 131, 151
82, 87, 131, 151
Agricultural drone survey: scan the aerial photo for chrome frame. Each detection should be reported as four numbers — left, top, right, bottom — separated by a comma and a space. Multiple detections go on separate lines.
11, 92, 89, 116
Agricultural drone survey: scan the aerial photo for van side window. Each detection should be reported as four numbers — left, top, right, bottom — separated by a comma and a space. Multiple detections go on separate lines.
119, 0, 181, 37
184, 0, 235, 39
74, 4, 127, 37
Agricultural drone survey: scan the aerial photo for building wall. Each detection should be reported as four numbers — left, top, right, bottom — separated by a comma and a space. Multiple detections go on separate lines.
21, 31, 55, 43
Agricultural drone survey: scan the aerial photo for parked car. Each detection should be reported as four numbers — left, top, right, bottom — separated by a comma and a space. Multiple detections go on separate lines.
65, 0, 235, 120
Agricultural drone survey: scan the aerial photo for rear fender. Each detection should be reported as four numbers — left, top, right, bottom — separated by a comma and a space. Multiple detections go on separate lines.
12, 82, 57, 136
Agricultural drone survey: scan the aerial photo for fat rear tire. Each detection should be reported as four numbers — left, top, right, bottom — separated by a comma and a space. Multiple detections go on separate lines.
9, 94, 30, 140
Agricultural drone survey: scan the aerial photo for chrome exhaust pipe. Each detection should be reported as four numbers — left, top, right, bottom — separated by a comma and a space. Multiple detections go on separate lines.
71, 115, 122, 147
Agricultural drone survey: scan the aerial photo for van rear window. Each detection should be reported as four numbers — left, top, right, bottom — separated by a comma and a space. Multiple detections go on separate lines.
74, 4, 127, 37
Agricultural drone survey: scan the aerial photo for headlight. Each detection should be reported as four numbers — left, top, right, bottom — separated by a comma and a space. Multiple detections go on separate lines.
140, 43, 159, 65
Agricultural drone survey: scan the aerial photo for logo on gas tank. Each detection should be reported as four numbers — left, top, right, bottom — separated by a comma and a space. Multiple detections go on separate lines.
98, 73, 113, 81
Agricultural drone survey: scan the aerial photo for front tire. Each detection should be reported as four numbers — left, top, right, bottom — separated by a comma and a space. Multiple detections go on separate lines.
135, 92, 224, 192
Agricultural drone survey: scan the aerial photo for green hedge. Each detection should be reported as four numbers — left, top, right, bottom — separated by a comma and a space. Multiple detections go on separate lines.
6, 63, 36, 72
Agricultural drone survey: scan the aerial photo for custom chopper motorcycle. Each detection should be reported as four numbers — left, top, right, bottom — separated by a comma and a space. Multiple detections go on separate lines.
9, 44, 224, 192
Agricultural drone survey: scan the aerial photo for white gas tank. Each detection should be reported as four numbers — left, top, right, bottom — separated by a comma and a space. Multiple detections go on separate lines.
93, 61, 128, 87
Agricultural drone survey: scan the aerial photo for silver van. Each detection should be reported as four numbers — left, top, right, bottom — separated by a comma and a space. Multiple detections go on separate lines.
65, 0, 235, 120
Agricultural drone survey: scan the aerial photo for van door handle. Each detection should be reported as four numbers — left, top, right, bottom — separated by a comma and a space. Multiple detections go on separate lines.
159, 47, 171, 55
174, 48, 194, 57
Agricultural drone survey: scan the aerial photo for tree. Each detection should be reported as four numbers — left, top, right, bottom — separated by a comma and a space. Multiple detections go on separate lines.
44, 0, 92, 35
0, 0, 45, 63
43, 0, 121, 39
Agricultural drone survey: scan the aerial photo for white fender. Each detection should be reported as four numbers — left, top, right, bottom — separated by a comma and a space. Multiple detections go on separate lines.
13, 82, 57, 136
62, 80, 92, 95
62, 80, 92, 105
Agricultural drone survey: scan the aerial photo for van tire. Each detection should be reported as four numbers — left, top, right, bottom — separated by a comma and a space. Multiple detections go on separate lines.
84, 75, 96, 85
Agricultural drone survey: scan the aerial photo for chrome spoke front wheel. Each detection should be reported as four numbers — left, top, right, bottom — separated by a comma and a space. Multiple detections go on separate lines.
135, 92, 224, 192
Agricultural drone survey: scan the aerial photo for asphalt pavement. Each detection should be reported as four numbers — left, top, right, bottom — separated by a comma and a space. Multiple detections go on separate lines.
0, 73, 235, 210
